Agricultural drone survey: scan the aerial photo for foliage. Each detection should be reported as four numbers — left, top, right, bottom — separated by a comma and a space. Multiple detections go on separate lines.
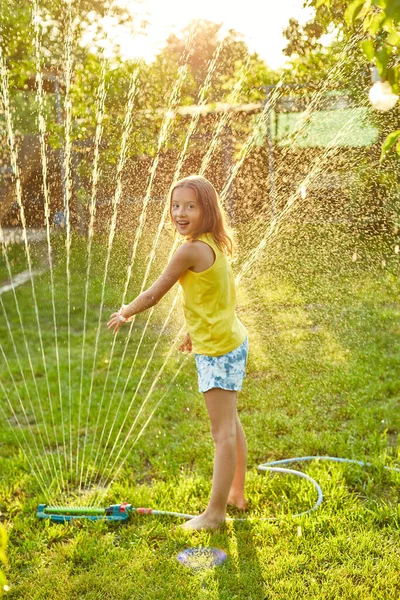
281, 1, 368, 88
155, 20, 277, 102
281, 17, 346, 84
0, 0, 136, 70
0, 7, 277, 172
343, 0, 400, 90
0, 0, 141, 151
314, 0, 400, 159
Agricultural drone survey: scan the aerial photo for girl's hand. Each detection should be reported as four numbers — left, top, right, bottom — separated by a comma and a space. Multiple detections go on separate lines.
107, 312, 123, 335
179, 332, 192, 353
108, 306, 136, 334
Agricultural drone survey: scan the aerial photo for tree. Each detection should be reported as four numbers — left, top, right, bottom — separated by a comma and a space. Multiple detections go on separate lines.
152, 20, 277, 104
309, 0, 400, 159
280, 0, 399, 235
0, 0, 137, 70
281, 3, 368, 90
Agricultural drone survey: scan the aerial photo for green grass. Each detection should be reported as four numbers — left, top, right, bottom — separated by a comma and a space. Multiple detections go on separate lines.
0, 223, 399, 599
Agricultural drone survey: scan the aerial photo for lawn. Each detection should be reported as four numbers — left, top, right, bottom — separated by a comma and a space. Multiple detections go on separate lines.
0, 221, 399, 599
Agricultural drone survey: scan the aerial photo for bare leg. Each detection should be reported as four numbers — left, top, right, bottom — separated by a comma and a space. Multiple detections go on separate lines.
228, 409, 248, 510
181, 388, 237, 531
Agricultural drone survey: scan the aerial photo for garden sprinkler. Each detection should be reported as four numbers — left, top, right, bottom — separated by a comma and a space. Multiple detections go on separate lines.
36, 502, 194, 523
37, 456, 400, 523
37, 503, 133, 522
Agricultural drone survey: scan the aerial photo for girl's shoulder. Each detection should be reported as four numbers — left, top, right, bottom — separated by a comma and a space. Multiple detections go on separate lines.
190, 236, 217, 255
183, 238, 216, 272
175, 239, 210, 262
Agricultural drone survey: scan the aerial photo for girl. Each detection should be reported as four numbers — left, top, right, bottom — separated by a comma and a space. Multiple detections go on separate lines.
107, 175, 249, 531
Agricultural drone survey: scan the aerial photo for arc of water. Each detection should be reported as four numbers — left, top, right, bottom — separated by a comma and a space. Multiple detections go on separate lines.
91, 292, 182, 491
82, 27, 199, 490
0, 386, 51, 502
75, 55, 110, 480
0, 344, 55, 488
0, 47, 65, 492
0, 226, 59, 482
92, 353, 188, 506
235, 113, 360, 285
86, 35, 361, 497
91, 77, 287, 492
126, 53, 254, 374
87, 38, 225, 487
94, 107, 361, 499
219, 84, 285, 204
78, 68, 140, 494
0, 336, 51, 489
59, 0, 76, 482
92, 321, 187, 501
88, 56, 276, 488
241, 35, 362, 242
0, 291, 51, 479
74, 0, 121, 482
32, 0, 67, 480
200, 55, 251, 175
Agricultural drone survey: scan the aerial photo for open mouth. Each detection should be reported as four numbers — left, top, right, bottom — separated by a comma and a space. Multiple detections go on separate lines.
177, 222, 189, 227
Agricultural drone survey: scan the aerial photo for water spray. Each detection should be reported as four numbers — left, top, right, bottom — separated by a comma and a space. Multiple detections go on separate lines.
36, 456, 400, 523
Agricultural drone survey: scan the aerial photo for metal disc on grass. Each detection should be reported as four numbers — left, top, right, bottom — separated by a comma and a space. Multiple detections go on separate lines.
177, 547, 228, 571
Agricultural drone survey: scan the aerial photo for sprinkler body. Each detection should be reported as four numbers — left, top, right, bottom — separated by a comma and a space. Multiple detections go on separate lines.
37, 502, 133, 522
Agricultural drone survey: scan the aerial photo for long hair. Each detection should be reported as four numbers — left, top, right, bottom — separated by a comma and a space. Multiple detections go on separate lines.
169, 175, 235, 257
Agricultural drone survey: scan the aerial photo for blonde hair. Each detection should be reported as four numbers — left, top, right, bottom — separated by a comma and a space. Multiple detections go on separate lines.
169, 175, 235, 257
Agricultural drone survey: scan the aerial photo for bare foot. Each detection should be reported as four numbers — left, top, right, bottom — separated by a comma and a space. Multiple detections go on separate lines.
179, 511, 225, 531
227, 493, 248, 511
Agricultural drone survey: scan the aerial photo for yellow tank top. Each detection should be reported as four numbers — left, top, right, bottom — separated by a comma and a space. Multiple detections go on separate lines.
178, 232, 247, 356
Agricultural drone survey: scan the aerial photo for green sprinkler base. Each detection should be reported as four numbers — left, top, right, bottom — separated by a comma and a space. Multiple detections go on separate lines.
37, 502, 133, 522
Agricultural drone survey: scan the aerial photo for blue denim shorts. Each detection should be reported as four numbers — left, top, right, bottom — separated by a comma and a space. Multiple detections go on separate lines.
194, 337, 249, 393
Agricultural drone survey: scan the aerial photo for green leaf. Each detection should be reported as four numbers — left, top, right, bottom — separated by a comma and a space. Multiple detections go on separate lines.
315, 0, 329, 7
386, 28, 400, 45
361, 38, 376, 59
368, 10, 387, 34
387, 66, 399, 92
396, 139, 400, 155
363, 10, 375, 32
345, 0, 367, 25
375, 46, 391, 75
380, 130, 400, 162
382, 0, 400, 21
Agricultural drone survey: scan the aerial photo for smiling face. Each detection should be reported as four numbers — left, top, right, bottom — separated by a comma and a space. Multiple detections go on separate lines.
171, 186, 204, 238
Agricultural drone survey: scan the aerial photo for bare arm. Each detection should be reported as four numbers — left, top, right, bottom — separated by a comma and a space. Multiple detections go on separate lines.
107, 243, 196, 334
